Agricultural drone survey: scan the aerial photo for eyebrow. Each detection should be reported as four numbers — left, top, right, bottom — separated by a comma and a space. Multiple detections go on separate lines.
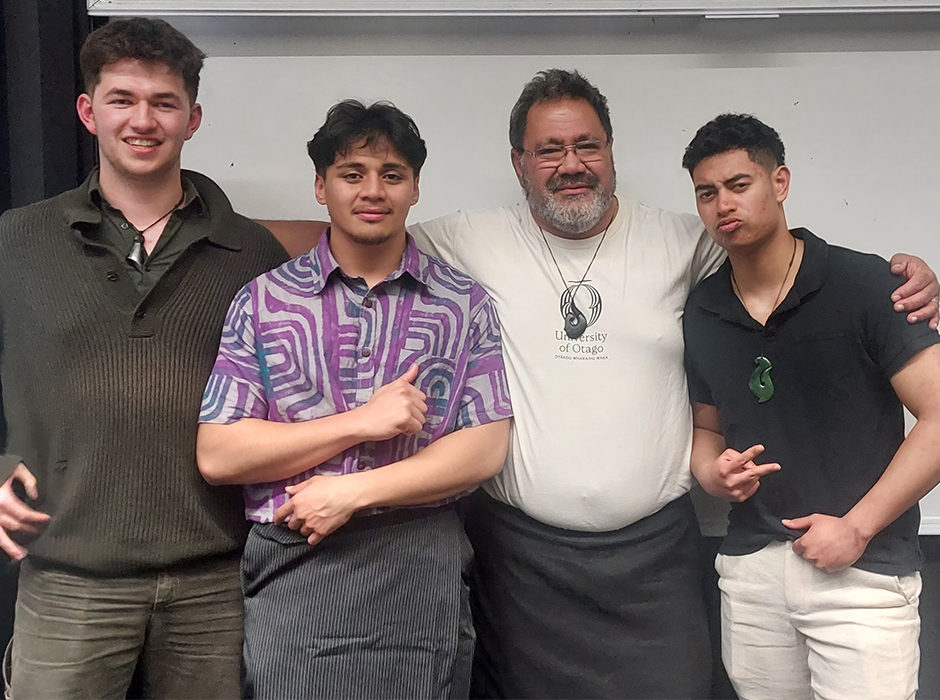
334, 161, 410, 172
103, 88, 182, 101
541, 133, 600, 146
694, 173, 751, 192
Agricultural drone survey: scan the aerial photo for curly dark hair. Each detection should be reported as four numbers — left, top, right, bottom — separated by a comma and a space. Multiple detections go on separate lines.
682, 113, 785, 174
80, 17, 206, 103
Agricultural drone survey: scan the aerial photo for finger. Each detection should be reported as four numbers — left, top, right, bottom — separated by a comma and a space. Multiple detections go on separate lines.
300, 524, 313, 537
744, 462, 781, 479
307, 532, 324, 546
733, 480, 760, 503
718, 445, 765, 477
409, 404, 426, 425
0, 528, 27, 561
889, 268, 938, 310
727, 461, 779, 486
736, 444, 766, 466
0, 495, 51, 526
908, 298, 939, 325
401, 417, 424, 437
0, 513, 43, 535
286, 516, 303, 531
12, 464, 39, 501
791, 538, 805, 556
273, 501, 293, 524
782, 515, 813, 530
397, 363, 420, 385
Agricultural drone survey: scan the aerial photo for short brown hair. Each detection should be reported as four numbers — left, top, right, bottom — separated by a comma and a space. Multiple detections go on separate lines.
80, 17, 206, 103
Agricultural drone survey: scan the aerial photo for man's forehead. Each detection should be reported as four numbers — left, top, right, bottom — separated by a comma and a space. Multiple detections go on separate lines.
333, 139, 412, 170
694, 149, 763, 180
94, 59, 187, 94
523, 98, 606, 144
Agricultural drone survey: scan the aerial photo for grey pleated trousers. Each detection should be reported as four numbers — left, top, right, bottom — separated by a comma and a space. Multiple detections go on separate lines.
242, 507, 474, 699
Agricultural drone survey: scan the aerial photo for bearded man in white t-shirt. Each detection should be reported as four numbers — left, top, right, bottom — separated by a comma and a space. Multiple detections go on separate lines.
265, 69, 939, 700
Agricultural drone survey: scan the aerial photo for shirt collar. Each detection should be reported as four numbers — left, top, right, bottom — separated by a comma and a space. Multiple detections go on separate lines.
692, 227, 829, 326
64, 169, 207, 231
307, 229, 429, 295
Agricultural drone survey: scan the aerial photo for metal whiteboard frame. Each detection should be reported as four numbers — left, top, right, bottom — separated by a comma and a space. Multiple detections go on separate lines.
86, 1, 940, 18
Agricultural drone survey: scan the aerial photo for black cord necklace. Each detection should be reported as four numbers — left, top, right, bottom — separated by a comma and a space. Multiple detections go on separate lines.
126, 192, 185, 272
539, 221, 611, 340
730, 235, 797, 404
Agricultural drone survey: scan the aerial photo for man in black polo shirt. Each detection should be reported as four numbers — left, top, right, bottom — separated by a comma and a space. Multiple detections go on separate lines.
682, 113, 940, 700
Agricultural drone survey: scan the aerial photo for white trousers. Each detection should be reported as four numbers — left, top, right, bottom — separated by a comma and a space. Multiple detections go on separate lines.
717, 541, 921, 700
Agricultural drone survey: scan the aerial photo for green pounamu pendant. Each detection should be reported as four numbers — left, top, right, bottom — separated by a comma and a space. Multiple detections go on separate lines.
749, 356, 774, 403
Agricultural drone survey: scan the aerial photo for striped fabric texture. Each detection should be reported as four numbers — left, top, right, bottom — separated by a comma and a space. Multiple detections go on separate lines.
242, 510, 474, 699
200, 232, 512, 521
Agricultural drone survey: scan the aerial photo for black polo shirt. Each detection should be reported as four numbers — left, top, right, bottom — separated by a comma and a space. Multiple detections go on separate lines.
684, 228, 940, 575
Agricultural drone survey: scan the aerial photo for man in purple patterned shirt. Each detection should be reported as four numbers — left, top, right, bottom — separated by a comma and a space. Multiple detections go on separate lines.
196, 100, 512, 699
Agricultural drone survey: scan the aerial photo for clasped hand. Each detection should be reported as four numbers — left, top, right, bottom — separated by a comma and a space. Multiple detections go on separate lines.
273, 364, 428, 545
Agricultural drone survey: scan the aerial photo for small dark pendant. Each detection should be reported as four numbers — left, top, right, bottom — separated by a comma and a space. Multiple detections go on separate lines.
564, 301, 588, 339
749, 356, 774, 403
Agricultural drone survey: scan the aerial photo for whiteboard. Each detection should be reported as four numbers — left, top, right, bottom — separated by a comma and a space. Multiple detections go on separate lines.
168, 13, 940, 534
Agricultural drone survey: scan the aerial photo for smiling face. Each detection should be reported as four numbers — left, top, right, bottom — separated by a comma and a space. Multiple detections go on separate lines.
315, 137, 419, 248
76, 59, 201, 187
511, 98, 616, 238
691, 148, 790, 253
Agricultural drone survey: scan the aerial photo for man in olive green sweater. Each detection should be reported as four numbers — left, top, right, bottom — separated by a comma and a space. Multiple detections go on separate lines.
0, 18, 286, 699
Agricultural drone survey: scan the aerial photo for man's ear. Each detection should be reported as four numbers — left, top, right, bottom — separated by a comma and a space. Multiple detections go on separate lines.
773, 165, 791, 204
314, 173, 327, 206
511, 149, 525, 185
76, 93, 97, 136
185, 102, 203, 141
411, 175, 420, 206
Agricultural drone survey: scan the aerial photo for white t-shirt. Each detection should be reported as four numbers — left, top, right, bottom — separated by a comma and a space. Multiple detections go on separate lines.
410, 199, 724, 531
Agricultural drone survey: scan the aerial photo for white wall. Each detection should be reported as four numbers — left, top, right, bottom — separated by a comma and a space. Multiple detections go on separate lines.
170, 12, 940, 533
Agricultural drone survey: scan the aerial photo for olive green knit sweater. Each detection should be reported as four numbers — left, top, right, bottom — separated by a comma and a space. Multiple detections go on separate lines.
0, 171, 288, 575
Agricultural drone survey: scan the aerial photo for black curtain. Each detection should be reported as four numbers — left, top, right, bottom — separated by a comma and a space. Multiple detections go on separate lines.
1, 0, 97, 658
1, 0, 97, 212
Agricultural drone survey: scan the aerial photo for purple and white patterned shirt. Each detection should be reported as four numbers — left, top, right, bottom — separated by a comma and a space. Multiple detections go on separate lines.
200, 232, 512, 522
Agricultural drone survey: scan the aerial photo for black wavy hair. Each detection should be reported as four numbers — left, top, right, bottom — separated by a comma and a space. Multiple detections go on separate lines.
307, 100, 427, 177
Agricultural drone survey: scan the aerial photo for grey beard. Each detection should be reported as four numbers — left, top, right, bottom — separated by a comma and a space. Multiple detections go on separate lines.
521, 170, 616, 236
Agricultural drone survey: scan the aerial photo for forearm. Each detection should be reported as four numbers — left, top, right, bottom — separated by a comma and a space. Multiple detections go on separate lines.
197, 412, 365, 485
690, 427, 726, 485
346, 419, 510, 509
844, 414, 940, 540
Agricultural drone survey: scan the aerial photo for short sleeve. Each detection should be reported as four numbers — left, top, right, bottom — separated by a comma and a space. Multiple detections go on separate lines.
860, 256, 940, 377
683, 303, 715, 406
454, 289, 513, 430
691, 227, 726, 286
200, 284, 271, 424
408, 213, 460, 267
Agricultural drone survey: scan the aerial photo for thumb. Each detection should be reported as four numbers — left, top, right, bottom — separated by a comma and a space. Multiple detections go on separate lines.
398, 363, 419, 384
285, 483, 300, 494
782, 515, 814, 530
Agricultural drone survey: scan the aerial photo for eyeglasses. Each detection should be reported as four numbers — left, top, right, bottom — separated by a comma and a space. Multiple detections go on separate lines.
521, 140, 608, 165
